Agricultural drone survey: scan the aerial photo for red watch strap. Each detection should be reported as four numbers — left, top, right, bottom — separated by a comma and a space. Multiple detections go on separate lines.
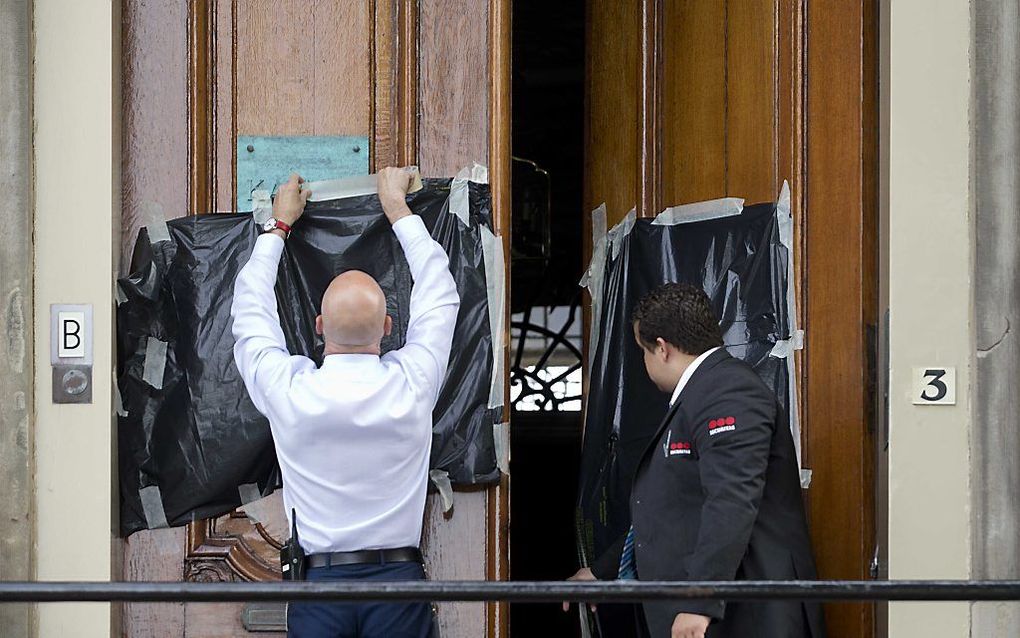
274, 220, 292, 233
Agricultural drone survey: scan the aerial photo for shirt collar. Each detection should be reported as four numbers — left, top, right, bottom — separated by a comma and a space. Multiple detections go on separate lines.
668, 346, 722, 407
322, 353, 381, 366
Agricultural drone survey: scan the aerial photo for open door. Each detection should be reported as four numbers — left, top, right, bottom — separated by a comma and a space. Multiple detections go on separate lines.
120, 1, 511, 636
583, 1, 878, 636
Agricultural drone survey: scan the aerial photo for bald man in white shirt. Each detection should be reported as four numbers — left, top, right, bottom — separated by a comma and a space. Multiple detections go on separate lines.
230, 168, 460, 638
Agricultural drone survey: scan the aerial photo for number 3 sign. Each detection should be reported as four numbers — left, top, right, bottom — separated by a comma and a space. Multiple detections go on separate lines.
912, 367, 957, 405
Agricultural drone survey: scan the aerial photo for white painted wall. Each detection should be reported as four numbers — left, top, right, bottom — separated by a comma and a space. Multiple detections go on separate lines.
884, 0, 973, 636
33, 0, 120, 636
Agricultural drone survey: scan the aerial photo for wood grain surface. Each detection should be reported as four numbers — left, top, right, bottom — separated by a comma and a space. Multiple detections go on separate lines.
585, 0, 640, 226
236, 0, 370, 136
121, 2, 189, 630
417, 1, 494, 635
120, 0, 189, 269
661, 0, 727, 205
804, 0, 878, 634
725, 0, 778, 202
418, 0, 490, 176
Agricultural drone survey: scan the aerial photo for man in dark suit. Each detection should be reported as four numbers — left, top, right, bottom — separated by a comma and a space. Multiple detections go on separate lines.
569, 283, 825, 638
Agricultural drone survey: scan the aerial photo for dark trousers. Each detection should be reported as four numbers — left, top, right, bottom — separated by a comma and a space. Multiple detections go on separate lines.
287, 561, 435, 638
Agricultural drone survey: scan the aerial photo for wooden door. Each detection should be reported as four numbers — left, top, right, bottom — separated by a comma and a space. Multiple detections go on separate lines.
120, 1, 510, 636
584, 1, 877, 636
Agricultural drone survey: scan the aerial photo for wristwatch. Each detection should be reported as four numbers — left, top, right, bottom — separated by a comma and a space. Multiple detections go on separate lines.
262, 218, 292, 238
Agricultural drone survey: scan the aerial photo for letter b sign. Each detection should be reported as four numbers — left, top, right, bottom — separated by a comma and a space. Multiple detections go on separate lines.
58, 312, 86, 358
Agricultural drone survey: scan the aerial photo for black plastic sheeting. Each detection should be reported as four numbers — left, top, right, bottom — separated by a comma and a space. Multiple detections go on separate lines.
576, 201, 795, 636
117, 179, 500, 536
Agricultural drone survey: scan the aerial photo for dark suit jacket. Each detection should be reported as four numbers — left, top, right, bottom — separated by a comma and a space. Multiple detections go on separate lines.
591, 349, 825, 638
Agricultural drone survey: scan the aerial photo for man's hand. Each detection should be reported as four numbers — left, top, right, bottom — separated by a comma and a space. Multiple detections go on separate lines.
561, 567, 597, 613
377, 166, 415, 224
273, 173, 312, 228
671, 612, 710, 638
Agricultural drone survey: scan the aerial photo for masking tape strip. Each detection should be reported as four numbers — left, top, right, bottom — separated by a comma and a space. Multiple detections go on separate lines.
251, 189, 273, 225
493, 422, 510, 475
139, 485, 169, 529
769, 334, 805, 359
237, 483, 269, 525
609, 208, 637, 260
114, 382, 127, 417
142, 337, 168, 390
578, 203, 608, 289
800, 469, 813, 489
769, 181, 807, 474
429, 469, 455, 514
480, 226, 506, 410
146, 220, 171, 244
652, 196, 744, 225
238, 483, 261, 505
467, 162, 490, 184
305, 167, 424, 202
448, 164, 489, 226
581, 204, 609, 372
139, 200, 171, 244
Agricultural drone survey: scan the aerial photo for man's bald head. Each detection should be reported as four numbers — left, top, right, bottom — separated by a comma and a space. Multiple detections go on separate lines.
317, 271, 391, 354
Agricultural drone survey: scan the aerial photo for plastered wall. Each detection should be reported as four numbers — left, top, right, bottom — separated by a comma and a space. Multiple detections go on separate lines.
884, 0, 973, 635
33, 1, 120, 636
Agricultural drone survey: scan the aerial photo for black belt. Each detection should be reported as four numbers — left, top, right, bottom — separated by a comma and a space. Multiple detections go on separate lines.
305, 547, 423, 569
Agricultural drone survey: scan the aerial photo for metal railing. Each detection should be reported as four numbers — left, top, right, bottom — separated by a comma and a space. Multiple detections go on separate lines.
3, 580, 1020, 604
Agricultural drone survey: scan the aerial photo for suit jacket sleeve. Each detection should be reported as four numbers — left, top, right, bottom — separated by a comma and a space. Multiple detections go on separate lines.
673, 373, 776, 621
589, 532, 627, 580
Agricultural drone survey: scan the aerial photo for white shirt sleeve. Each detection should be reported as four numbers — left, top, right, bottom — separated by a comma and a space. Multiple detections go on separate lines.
385, 215, 461, 402
230, 233, 315, 417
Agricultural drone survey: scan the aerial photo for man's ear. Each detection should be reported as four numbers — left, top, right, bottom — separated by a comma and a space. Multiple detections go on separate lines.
315, 315, 323, 336
656, 337, 669, 361
384, 315, 393, 337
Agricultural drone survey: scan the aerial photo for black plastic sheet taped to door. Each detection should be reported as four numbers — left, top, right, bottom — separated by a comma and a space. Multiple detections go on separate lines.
576, 200, 796, 636
117, 179, 501, 536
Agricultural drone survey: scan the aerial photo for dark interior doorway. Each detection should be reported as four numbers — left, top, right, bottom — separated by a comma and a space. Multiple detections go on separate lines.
509, 0, 586, 636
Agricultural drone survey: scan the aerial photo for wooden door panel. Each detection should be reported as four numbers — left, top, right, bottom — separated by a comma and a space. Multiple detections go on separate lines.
121, 0, 192, 633
122, 1, 510, 636
236, 1, 371, 136
585, 2, 876, 637
661, 0, 727, 204
584, 0, 640, 225
661, 0, 780, 206
417, 1, 494, 634
725, 0, 779, 202
804, 1, 878, 635
120, 0, 189, 270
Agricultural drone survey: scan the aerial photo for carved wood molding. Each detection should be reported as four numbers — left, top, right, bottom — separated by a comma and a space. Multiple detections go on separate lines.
371, 0, 419, 170
486, 0, 511, 636
187, 0, 218, 216
185, 510, 283, 583
638, 0, 664, 218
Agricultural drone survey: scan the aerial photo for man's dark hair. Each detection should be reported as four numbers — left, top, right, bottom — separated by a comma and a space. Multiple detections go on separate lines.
632, 283, 723, 355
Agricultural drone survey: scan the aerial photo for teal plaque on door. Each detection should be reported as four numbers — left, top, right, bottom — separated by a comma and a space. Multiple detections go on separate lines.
236, 135, 369, 211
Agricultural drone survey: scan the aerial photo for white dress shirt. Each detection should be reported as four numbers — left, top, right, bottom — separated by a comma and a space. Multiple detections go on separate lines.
230, 215, 460, 554
668, 346, 722, 407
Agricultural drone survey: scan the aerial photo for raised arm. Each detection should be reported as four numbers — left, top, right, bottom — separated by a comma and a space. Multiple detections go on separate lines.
378, 167, 461, 401
230, 174, 315, 415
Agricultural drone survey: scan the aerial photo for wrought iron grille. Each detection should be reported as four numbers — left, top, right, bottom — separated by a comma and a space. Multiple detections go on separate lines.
510, 295, 583, 412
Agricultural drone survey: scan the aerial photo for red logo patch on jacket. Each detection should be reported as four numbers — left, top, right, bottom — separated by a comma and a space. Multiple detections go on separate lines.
663, 430, 693, 457
708, 416, 737, 436
668, 441, 692, 456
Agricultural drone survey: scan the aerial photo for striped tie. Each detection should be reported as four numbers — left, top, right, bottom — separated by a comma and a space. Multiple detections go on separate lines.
617, 526, 637, 580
